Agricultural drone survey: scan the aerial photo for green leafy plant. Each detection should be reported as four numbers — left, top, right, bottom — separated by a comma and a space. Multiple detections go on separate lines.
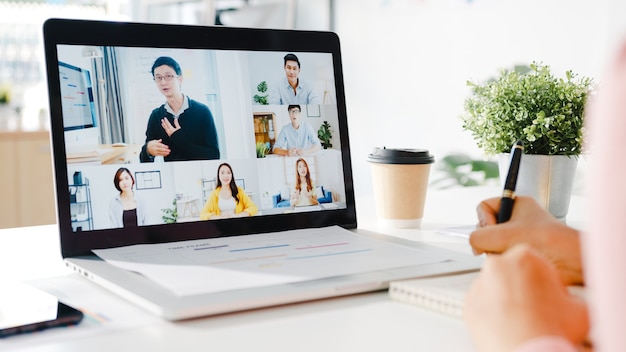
253, 81, 269, 105
317, 121, 333, 149
0, 83, 12, 104
430, 153, 499, 189
161, 199, 178, 224
256, 141, 270, 158
461, 62, 593, 156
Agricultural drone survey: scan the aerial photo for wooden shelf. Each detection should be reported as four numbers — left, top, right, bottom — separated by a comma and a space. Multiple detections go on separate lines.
253, 112, 276, 154
0, 130, 56, 228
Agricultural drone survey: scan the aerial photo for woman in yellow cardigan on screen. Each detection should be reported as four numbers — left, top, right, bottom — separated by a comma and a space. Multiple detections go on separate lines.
200, 163, 258, 220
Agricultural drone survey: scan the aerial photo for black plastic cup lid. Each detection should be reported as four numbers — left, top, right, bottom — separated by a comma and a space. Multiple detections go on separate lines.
367, 147, 435, 165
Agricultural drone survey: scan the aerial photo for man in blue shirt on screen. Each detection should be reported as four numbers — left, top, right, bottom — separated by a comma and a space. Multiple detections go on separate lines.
268, 53, 321, 105
273, 104, 321, 157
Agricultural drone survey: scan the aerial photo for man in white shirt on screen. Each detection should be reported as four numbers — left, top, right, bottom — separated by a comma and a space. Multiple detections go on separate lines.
268, 53, 321, 105
273, 104, 321, 157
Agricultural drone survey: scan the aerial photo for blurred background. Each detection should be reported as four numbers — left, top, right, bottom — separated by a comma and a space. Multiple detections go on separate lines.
1, 0, 625, 228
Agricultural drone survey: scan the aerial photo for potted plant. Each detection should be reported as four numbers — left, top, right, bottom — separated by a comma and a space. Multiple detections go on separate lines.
460, 62, 593, 220
0, 83, 11, 104
317, 121, 333, 149
256, 141, 270, 158
430, 153, 499, 189
253, 81, 269, 105
161, 199, 178, 224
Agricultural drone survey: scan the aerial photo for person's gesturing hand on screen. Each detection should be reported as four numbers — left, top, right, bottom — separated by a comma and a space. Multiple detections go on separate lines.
146, 138, 171, 158
161, 117, 181, 136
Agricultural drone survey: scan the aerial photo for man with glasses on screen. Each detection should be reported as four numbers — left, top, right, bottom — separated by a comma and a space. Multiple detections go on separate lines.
140, 56, 220, 162
273, 104, 321, 157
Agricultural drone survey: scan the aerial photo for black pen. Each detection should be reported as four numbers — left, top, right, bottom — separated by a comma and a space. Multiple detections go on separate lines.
497, 140, 524, 223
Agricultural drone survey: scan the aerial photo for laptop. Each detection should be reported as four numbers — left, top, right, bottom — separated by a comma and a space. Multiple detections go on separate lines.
42, 18, 482, 320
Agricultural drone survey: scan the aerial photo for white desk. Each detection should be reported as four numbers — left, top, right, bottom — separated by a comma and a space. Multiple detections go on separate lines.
0, 186, 585, 351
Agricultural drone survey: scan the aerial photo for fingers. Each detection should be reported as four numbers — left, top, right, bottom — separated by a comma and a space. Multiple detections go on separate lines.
471, 198, 504, 255
161, 118, 181, 137
503, 244, 550, 273
478, 244, 567, 307
469, 224, 517, 255
465, 244, 589, 351
565, 298, 590, 344
476, 197, 500, 227
148, 139, 171, 157
161, 118, 173, 135
161, 118, 173, 129
471, 196, 552, 255
476, 196, 546, 228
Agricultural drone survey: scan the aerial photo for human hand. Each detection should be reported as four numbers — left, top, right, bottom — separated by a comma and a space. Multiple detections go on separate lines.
161, 117, 181, 137
287, 148, 298, 156
147, 139, 171, 157
290, 189, 300, 203
464, 244, 589, 352
210, 211, 235, 219
470, 196, 583, 285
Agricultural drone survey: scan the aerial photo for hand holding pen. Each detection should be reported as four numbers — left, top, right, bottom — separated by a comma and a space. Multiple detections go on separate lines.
469, 141, 584, 283
497, 140, 524, 223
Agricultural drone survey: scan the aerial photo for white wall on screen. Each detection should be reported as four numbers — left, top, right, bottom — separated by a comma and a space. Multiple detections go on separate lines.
214, 51, 255, 160
56, 45, 93, 79
255, 157, 287, 209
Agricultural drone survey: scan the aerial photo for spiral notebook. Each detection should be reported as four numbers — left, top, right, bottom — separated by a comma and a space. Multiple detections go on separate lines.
388, 271, 480, 318
389, 271, 587, 318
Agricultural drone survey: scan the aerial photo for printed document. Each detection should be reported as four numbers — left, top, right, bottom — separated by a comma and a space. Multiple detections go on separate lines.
93, 226, 451, 296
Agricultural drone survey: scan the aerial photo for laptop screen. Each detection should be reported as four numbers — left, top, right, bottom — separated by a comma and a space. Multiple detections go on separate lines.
44, 19, 356, 256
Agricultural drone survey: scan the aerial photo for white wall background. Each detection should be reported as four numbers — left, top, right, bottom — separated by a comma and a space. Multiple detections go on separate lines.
334, 0, 626, 197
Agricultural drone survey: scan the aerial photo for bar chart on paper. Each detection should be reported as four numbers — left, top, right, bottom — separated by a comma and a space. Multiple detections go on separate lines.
94, 226, 450, 296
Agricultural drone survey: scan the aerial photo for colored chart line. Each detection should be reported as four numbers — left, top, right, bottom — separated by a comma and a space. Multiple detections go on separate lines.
294, 242, 348, 250
288, 248, 372, 260
229, 244, 289, 252
208, 253, 287, 265
194, 244, 229, 251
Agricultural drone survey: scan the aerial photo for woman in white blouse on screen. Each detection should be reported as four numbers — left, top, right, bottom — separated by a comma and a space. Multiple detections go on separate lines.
108, 167, 147, 228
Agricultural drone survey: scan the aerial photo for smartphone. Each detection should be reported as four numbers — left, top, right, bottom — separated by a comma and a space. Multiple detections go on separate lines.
0, 283, 84, 338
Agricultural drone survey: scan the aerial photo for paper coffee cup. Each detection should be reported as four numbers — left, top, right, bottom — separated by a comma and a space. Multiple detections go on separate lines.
367, 147, 434, 228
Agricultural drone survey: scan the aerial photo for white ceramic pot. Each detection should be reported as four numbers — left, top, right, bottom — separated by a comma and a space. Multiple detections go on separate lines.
497, 153, 578, 222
